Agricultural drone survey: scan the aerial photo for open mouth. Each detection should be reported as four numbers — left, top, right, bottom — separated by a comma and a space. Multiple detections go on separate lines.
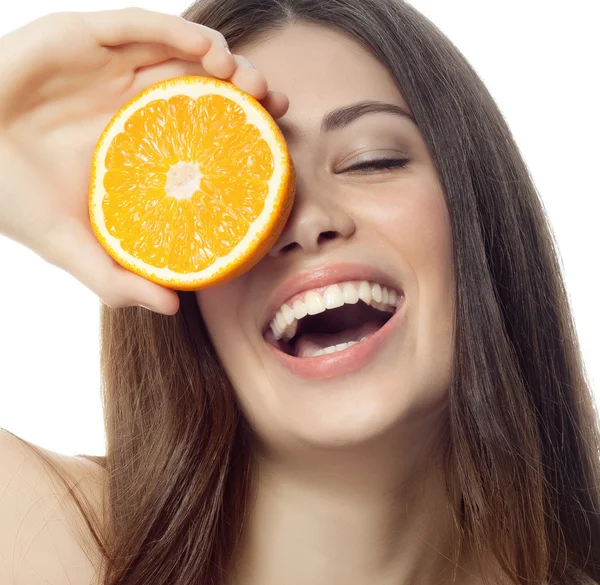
263, 281, 402, 359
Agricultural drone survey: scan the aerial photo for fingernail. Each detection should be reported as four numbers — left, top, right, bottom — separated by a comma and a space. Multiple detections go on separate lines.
138, 303, 159, 312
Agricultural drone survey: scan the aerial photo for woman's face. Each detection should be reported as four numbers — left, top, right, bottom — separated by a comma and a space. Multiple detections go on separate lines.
196, 23, 455, 451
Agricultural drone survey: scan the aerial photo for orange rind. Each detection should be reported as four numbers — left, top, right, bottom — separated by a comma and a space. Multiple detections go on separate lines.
89, 76, 294, 290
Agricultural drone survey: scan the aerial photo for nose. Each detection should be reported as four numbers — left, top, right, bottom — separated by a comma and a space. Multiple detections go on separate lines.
268, 179, 356, 258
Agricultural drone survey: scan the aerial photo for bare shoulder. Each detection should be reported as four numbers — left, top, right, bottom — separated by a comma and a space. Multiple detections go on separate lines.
0, 429, 106, 585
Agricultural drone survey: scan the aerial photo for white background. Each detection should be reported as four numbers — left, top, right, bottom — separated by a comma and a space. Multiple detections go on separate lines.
0, 1, 598, 456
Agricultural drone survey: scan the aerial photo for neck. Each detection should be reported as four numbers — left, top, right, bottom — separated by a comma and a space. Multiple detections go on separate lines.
229, 417, 484, 585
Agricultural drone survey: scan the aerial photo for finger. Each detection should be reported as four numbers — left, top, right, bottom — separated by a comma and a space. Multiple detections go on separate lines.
84, 7, 228, 54
131, 54, 266, 100
129, 59, 210, 96
227, 56, 289, 118
45, 220, 180, 315
118, 36, 236, 76
127, 54, 239, 99
227, 55, 268, 100
130, 61, 288, 123
128, 43, 236, 83
117, 41, 205, 69
198, 40, 237, 79
107, 266, 181, 315
260, 91, 290, 120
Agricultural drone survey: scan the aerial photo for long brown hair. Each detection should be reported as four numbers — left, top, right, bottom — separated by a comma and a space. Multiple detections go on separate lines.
22, 0, 600, 583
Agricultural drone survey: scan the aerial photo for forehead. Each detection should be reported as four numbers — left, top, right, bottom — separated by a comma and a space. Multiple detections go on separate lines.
240, 23, 410, 131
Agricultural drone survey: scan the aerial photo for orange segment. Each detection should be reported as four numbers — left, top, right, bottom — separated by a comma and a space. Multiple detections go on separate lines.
89, 76, 294, 290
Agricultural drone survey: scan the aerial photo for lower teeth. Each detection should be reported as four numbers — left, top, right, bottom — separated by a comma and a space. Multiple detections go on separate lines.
300, 336, 369, 358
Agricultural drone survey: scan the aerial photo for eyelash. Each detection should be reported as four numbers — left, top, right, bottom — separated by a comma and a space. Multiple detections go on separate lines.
344, 158, 409, 174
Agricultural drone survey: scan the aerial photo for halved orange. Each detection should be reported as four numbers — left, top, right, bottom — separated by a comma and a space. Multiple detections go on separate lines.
89, 76, 294, 290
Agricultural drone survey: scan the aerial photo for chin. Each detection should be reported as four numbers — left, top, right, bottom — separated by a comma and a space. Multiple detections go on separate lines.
237, 366, 446, 455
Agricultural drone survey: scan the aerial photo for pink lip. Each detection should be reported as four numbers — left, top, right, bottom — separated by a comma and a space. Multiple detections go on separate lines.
261, 262, 404, 331
265, 293, 406, 380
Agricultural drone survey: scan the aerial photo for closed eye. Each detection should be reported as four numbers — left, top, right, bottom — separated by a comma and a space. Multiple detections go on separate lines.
343, 158, 409, 174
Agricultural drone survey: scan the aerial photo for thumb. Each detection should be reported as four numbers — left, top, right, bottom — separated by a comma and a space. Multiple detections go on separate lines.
45, 220, 181, 314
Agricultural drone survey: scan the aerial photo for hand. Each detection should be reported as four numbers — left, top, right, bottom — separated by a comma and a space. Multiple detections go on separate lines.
0, 8, 289, 315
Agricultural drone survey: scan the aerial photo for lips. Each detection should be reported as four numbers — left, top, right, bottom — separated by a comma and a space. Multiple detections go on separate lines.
261, 263, 404, 332
265, 294, 406, 380
260, 263, 406, 380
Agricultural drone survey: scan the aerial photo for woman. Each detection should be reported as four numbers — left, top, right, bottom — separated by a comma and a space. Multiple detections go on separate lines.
0, 0, 598, 584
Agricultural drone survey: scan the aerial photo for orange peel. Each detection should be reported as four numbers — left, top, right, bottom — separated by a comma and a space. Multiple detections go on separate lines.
89, 76, 294, 290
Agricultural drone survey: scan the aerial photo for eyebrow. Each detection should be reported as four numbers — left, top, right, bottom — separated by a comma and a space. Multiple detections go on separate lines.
277, 100, 417, 141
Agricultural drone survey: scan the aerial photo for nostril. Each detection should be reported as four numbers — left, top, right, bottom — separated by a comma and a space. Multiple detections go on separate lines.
275, 230, 340, 256
281, 241, 299, 254
317, 231, 338, 245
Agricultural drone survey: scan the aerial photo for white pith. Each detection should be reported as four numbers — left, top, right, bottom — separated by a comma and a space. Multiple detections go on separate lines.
89, 78, 287, 285
165, 161, 203, 200
269, 280, 401, 342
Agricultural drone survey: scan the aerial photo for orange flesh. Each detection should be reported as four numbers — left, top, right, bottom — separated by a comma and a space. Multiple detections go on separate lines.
101, 94, 274, 273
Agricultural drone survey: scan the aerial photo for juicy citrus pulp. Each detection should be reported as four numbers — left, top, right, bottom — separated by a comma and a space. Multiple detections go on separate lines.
89, 76, 294, 290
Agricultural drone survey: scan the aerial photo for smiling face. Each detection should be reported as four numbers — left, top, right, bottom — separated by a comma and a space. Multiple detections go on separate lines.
195, 23, 455, 452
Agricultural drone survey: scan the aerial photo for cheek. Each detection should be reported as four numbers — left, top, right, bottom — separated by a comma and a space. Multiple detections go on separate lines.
365, 177, 455, 383
366, 177, 453, 280
195, 283, 269, 421
195, 284, 243, 344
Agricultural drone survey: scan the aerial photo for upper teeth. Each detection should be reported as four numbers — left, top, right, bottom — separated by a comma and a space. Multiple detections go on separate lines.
269, 280, 401, 341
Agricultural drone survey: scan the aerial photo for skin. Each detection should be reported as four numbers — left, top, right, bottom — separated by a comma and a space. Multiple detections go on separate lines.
195, 23, 494, 585
0, 11, 509, 585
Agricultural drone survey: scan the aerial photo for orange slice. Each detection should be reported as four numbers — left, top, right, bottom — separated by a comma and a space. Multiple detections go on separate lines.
89, 76, 294, 290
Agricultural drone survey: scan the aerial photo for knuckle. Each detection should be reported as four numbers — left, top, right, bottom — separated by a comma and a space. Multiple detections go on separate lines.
191, 24, 229, 49
41, 11, 80, 31
208, 29, 228, 48
235, 55, 257, 69
100, 298, 117, 310
37, 230, 65, 268
120, 6, 146, 17
100, 296, 127, 310
175, 14, 191, 27
38, 243, 60, 268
